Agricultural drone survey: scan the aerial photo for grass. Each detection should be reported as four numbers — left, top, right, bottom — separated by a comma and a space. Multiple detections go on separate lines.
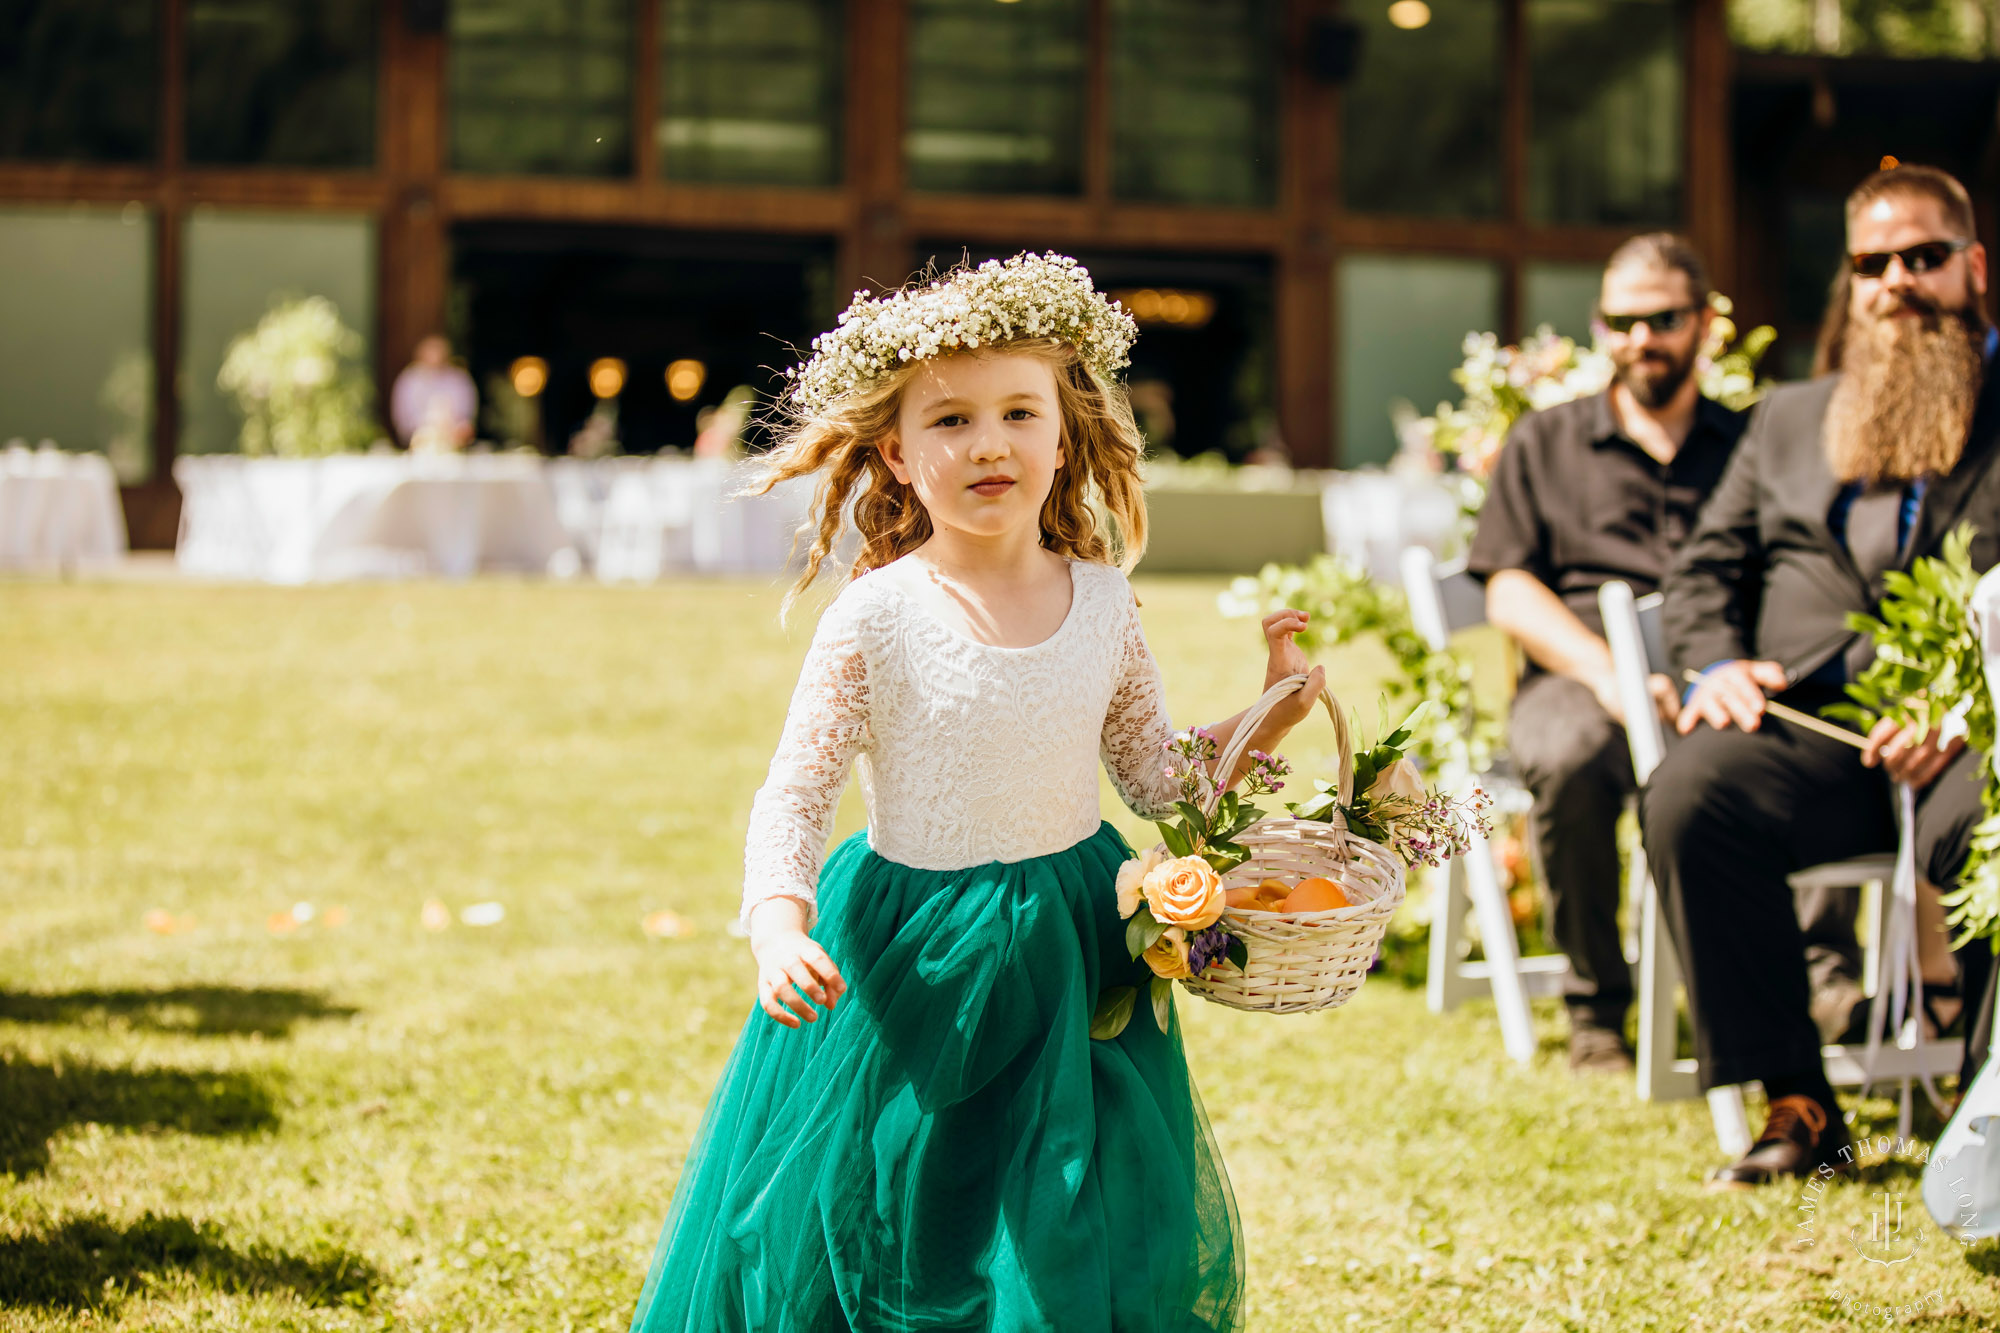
1, 574, 1995, 1331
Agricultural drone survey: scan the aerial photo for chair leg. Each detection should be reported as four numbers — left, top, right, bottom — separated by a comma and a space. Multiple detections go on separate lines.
1460, 828, 1539, 1064
1427, 857, 1474, 1015
1636, 872, 1700, 1101
1708, 1085, 1753, 1159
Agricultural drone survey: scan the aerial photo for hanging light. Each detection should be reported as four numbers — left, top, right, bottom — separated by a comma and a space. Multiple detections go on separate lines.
666, 358, 707, 402
509, 356, 549, 398
1387, 0, 1432, 29
588, 357, 627, 399
1111, 288, 1217, 330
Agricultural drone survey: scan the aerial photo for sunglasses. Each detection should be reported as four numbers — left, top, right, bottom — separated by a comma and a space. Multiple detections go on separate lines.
1597, 305, 1698, 335
1850, 238, 1968, 279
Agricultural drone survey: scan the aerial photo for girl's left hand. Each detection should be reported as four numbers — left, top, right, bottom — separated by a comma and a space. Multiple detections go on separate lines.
1261, 609, 1325, 728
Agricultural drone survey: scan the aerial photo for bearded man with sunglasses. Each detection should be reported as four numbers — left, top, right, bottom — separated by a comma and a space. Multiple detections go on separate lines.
1645, 164, 2000, 1189
1468, 233, 1747, 1074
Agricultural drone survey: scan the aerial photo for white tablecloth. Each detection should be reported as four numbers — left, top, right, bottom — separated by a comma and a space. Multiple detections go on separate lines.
174, 454, 578, 583
173, 453, 816, 583
1319, 469, 1470, 582
573, 457, 818, 582
0, 446, 128, 573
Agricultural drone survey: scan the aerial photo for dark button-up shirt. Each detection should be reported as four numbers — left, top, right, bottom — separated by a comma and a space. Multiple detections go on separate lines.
1466, 390, 1747, 667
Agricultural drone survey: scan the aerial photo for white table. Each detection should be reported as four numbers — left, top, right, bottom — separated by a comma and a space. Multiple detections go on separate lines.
1318, 469, 1472, 582
174, 453, 578, 583
0, 446, 128, 573
555, 456, 819, 582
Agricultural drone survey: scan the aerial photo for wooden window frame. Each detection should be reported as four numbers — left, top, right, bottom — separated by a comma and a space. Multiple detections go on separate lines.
0, 0, 1730, 543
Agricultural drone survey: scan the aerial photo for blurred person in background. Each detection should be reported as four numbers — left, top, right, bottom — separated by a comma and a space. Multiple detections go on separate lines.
392, 334, 476, 452
1468, 234, 1746, 1073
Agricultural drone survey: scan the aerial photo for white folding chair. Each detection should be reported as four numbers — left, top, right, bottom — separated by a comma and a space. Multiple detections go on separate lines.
1599, 580, 1960, 1155
1400, 547, 1557, 1065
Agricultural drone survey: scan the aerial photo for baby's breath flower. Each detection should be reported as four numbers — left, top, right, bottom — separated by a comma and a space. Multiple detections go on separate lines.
787, 253, 1137, 416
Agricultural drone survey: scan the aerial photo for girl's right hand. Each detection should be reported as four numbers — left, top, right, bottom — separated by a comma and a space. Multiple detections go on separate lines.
750, 924, 847, 1029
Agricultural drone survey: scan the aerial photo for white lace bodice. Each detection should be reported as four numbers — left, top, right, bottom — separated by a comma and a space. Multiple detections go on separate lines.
741, 559, 1179, 928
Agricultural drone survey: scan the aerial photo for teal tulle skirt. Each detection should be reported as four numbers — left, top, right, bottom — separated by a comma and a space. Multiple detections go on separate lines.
630, 822, 1244, 1332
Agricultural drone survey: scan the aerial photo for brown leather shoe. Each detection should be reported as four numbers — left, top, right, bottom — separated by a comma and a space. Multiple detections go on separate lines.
1705, 1095, 1852, 1191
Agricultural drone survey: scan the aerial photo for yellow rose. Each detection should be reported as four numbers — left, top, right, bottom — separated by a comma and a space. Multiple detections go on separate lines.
1142, 926, 1194, 979
1369, 756, 1427, 807
1115, 845, 1171, 920
1141, 854, 1225, 931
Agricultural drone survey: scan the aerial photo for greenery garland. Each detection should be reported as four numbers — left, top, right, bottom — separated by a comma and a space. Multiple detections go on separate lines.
1220, 555, 1495, 776
1825, 524, 2000, 945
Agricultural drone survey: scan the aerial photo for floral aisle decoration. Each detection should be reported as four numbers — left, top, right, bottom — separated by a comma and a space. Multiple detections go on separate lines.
1092, 706, 1492, 1039
1391, 296, 1777, 520
1826, 524, 2000, 945
217, 295, 378, 457
1219, 555, 1494, 776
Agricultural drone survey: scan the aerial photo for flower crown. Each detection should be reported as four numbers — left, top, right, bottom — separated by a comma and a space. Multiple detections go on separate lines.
784, 252, 1138, 417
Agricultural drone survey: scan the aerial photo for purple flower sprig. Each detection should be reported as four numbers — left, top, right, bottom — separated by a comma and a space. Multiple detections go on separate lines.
1243, 749, 1290, 797
1161, 727, 1225, 806
1187, 923, 1234, 975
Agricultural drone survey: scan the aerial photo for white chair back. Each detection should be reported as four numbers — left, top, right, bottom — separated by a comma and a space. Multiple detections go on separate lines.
1598, 581, 1668, 783
1400, 546, 1488, 654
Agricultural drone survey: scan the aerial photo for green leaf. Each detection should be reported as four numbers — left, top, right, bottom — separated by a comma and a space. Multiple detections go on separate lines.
1157, 822, 1192, 858
1203, 849, 1249, 874
1150, 976, 1173, 1034
1288, 791, 1338, 822
1224, 935, 1249, 971
1174, 801, 1211, 837
1091, 986, 1136, 1040
1125, 910, 1168, 958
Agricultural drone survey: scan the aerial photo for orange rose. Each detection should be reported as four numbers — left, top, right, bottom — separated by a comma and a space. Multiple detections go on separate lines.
1142, 926, 1194, 979
1141, 855, 1225, 931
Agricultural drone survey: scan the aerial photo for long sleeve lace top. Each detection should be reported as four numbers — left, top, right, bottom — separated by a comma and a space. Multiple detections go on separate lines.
740, 559, 1180, 928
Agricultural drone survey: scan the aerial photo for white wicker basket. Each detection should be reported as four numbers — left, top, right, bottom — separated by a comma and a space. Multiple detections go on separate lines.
1174, 673, 1407, 1015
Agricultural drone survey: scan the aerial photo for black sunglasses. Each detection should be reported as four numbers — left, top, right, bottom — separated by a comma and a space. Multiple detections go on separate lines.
1850, 238, 1968, 279
1597, 305, 1698, 335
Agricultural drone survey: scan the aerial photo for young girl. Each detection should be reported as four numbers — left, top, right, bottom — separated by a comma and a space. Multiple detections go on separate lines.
630, 253, 1325, 1332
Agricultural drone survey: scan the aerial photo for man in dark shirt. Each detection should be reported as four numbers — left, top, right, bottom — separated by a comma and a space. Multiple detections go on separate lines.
1648, 165, 1999, 1188
1468, 234, 1744, 1072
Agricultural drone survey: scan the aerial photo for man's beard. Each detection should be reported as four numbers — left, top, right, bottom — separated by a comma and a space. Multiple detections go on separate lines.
1824, 294, 1986, 485
1614, 344, 1694, 409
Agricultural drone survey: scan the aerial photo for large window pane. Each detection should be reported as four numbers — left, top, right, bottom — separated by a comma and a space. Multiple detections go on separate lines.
1342, 0, 1503, 218
181, 211, 376, 456
907, 0, 1087, 195
660, 0, 842, 187
185, 0, 376, 167
0, 0, 156, 163
1110, 0, 1278, 207
0, 206, 154, 482
1528, 0, 1682, 225
1338, 254, 1500, 466
451, 0, 634, 177
1522, 259, 1604, 341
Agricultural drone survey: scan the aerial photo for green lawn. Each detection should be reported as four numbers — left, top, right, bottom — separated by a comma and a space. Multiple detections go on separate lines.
1, 576, 1995, 1331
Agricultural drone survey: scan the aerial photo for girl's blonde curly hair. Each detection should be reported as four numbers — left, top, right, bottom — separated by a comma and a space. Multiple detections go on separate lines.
749, 336, 1149, 606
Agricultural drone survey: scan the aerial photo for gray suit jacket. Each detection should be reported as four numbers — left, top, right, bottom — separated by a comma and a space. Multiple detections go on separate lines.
1663, 369, 2000, 683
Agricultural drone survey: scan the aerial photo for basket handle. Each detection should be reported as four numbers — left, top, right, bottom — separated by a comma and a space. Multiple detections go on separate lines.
1204, 673, 1352, 819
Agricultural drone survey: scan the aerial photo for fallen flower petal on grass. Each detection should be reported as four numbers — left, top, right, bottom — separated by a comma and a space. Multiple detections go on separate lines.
266, 911, 299, 935
460, 902, 505, 927
641, 910, 695, 939
323, 905, 349, 928
421, 899, 451, 931
143, 909, 195, 935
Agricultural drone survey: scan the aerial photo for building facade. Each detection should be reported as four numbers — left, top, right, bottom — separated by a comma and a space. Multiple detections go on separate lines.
0, 0, 1834, 544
